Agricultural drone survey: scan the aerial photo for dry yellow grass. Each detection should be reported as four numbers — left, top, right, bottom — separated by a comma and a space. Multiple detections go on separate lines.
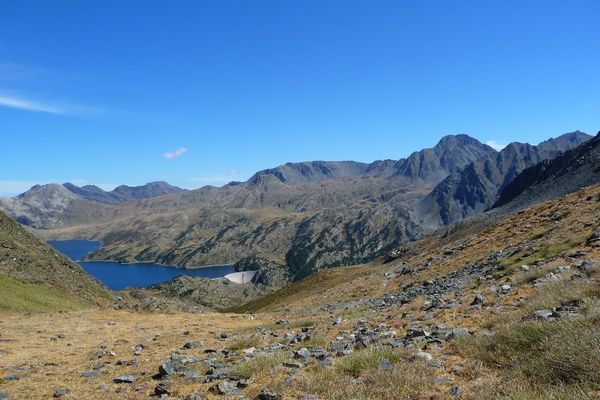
0, 310, 267, 399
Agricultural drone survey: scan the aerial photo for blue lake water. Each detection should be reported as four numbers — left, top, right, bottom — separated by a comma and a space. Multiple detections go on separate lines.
48, 239, 234, 290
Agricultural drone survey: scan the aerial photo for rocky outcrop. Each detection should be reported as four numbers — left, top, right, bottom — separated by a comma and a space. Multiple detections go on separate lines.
422, 131, 591, 225
233, 257, 292, 287
494, 131, 600, 209
144, 275, 269, 310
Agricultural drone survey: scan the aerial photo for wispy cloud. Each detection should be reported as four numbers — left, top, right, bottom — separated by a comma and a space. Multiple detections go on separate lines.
163, 147, 188, 160
0, 92, 107, 116
0, 94, 62, 114
485, 140, 508, 151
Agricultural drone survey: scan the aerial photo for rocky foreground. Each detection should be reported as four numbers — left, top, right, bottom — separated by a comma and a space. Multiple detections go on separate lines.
2, 182, 600, 399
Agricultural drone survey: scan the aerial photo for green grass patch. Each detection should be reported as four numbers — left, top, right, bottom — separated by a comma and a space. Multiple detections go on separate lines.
232, 352, 287, 379
299, 348, 430, 400
335, 348, 408, 376
0, 274, 88, 313
226, 336, 262, 351
497, 234, 589, 277
301, 335, 328, 349
341, 305, 373, 320
452, 280, 600, 388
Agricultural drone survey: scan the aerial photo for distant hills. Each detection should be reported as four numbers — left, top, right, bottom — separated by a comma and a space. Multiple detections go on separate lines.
63, 181, 184, 204
0, 131, 594, 280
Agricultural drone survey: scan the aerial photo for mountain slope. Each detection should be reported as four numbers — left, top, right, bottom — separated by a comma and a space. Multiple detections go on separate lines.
393, 134, 496, 182
43, 135, 494, 277
422, 131, 591, 225
5, 132, 585, 282
0, 210, 110, 310
0, 184, 113, 229
494, 131, 600, 209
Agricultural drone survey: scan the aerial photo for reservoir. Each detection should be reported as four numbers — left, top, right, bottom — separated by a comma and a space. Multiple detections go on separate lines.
48, 239, 234, 290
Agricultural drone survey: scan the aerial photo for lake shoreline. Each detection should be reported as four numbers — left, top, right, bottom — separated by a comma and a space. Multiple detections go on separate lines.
48, 239, 231, 270
47, 239, 235, 290
81, 258, 233, 270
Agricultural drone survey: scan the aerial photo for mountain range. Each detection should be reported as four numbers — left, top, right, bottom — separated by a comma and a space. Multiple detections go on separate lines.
63, 181, 184, 204
0, 131, 592, 281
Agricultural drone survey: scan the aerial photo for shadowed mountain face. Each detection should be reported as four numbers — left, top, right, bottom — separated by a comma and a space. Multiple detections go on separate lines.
422, 131, 591, 225
494, 131, 600, 209
63, 181, 184, 204
0, 132, 592, 280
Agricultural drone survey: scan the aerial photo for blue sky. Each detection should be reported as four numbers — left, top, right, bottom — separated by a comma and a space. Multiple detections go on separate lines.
1, 1, 599, 195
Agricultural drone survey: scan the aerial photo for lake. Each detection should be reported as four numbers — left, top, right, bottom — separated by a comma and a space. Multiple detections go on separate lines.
47, 239, 234, 290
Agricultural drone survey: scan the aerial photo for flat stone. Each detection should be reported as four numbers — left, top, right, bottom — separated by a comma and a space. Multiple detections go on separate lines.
113, 375, 135, 383
53, 389, 69, 398
209, 381, 244, 397
155, 384, 171, 396
283, 361, 303, 368
159, 362, 175, 376
450, 384, 461, 396
81, 371, 100, 379
237, 379, 252, 388
378, 359, 392, 371
257, 388, 280, 400
533, 309, 555, 320
500, 284, 512, 294
294, 348, 310, 360
183, 371, 201, 379
0, 393, 8, 399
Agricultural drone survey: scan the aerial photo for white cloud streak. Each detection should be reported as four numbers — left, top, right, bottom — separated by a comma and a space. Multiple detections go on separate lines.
485, 140, 508, 151
163, 147, 188, 160
0, 94, 62, 114
0, 92, 108, 116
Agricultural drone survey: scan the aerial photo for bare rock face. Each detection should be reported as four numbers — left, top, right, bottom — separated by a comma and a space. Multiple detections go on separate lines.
494, 131, 600, 209
422, 131, 591, 225
233, 257, 292, 287
143, 275, 269, 310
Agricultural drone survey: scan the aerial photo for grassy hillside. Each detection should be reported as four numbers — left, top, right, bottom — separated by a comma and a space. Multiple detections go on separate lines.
0, 210, 110, 311
0, 274, 90, 312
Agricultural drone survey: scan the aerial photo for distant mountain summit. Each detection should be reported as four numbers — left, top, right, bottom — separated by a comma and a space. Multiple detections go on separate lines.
422, 131, 592, 225
392, 134, 496, 182
63, 181, 184, 204
249, 134, 495, 186
0, 181, 184, 228
494, 131, 600, 209
248, 161, 370, 185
